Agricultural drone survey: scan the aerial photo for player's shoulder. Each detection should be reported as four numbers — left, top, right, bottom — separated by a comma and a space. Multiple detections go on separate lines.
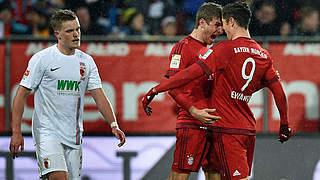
30, 44, 56, 63
211, 40, 229, 50
75, 49, 95, 63
175, 35, 201, 48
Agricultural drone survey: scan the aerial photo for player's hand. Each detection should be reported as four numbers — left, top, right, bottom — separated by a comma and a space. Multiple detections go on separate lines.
189, 106, 221, 125
278, 124, 292, 143
112, 127, 126, 147
9, 133, 24, 159
141, 88, 157, 116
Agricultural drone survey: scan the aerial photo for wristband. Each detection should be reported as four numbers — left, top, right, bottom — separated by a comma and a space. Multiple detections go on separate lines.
110, 122, 118, 128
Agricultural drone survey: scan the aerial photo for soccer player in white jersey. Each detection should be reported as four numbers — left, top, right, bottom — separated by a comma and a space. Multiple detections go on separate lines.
9, 10, 126, 180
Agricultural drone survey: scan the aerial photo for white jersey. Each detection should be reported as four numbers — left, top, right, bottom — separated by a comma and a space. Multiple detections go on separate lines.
20, 44, 102, 149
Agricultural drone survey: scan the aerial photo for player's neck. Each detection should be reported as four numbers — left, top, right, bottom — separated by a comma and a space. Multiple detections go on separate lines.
57, 43, 76, 55
230, 28, 250, 40
190, 29, 205, 43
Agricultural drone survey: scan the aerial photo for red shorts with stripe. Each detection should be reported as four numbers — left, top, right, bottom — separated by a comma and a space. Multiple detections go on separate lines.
171, 128, 219, 174
214, 133, 255, 180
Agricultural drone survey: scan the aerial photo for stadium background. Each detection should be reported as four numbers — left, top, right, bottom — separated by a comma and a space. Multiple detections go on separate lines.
1, 0, 320, 179
0, 36, 319, 180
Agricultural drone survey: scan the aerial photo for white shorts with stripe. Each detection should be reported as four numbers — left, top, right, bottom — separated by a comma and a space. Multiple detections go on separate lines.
35, 139, 82, 180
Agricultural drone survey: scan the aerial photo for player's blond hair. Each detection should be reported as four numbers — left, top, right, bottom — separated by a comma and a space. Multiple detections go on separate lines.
49, 9, 77, 31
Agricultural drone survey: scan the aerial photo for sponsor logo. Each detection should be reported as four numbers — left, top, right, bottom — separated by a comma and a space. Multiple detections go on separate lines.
57, 80, 81, 91
57, 80, 81, 96
50, 67, 61, 71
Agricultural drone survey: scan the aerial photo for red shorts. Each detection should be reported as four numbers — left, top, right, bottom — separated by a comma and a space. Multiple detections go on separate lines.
171, 128, 218, 174
213, 133, 255, 180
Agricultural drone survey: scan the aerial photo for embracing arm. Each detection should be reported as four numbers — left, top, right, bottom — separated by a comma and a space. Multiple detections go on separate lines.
154, 63, 204, 93
90, 88, 126, 147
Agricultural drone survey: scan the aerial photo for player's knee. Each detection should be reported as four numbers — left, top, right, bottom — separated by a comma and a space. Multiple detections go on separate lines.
47, 171, 68, 180
239, 177, 249, 180
204, 171, 221, 180
168, 171, 190, 180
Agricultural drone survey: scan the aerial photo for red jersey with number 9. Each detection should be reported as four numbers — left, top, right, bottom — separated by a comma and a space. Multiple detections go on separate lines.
198, 37, 278, 133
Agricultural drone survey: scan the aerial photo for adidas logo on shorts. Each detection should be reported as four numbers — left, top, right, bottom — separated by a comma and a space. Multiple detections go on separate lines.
233, 170, 241, 176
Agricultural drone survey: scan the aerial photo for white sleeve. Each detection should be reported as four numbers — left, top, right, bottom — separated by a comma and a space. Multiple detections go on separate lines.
86, 56, 102, 91
20, 53, 45, 90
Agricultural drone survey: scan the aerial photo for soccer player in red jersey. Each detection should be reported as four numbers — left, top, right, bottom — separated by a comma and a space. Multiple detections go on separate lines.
155, 2, 223, 180
142, 2, 292, 180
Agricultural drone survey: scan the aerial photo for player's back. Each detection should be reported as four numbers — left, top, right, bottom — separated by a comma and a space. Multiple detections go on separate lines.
209, 37, 272, 133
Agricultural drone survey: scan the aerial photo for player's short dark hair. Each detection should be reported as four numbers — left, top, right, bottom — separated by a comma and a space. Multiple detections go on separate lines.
222, 2, 251, 30
49, 9, 77, 31
195, 2, 222, 28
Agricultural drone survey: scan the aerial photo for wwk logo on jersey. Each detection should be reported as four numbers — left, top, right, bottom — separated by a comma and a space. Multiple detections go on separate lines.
56, 80, 81, 96
57, 80, 81, 91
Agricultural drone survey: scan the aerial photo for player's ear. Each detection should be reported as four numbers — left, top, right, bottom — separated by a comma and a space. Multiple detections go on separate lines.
54, 31, 61, 40
199, 18, 206, 29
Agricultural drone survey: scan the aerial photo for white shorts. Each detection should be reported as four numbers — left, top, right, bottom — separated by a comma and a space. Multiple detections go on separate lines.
35, 139, 82, 180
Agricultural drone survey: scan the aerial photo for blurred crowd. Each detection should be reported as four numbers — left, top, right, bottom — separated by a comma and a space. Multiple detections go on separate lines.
0, 0, 319, 38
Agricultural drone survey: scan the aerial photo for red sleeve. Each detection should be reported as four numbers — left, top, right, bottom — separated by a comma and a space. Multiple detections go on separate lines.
168, 88, 196, 110
267, 80, 288, 125
165, 40, 199, 110
260, 55, 279, 86
155, 63, 205, 93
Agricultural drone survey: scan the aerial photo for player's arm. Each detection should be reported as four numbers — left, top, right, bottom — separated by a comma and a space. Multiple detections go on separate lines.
142, 64, 204, 115
155, 63, 204, 93
10, 85, 31, 159
90, 88, 125, 147
267, 76, 292, 143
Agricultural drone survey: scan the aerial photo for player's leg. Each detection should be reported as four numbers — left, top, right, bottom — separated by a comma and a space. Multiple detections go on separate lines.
203, 132, 221, 180
239, 177, 249, 180
169, 128, 210, 180
213, 133, 254, 180
36, 140, 68, 180
204, 171, 221, 180
168, 171, 190, 180
63, 144, 83, 180
46, 171, 68, 180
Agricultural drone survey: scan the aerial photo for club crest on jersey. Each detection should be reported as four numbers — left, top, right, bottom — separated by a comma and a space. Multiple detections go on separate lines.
170, 54, 181, 68
199, 49, 213, 59
43, 157, 50, 169
80, 62, 86, 80
187, 155, 194, 165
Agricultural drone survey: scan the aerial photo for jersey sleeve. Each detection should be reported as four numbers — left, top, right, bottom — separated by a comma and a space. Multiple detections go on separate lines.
166, 42, 198, 110
261, 58, 279, 86
155, 64, 204, 93
86, 56, 102, 91
20, 53, 45, 90
196, 47, 217, 76
165, 42, 191, 78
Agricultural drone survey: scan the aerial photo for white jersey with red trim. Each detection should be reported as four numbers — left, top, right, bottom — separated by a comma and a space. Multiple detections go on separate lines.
20, 44, 102, 149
